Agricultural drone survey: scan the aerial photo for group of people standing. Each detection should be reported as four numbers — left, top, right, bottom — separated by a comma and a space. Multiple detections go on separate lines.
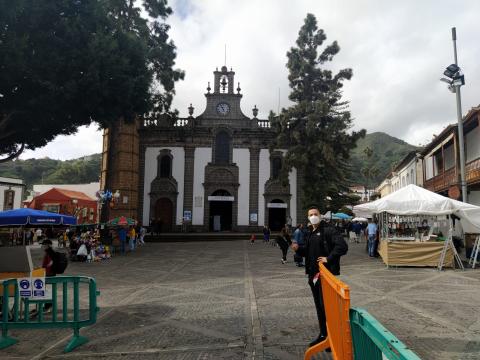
116, 225, 146, 255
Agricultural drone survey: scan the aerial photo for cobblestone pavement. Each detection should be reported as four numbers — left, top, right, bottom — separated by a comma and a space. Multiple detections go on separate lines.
2, 239, 480, 360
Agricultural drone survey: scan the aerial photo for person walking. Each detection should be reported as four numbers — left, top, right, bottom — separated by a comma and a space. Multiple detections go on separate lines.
291, 206, 348, 348
138, 226, 146, 246
263, 226, 271, 243
367, 218, 378, 257
276, 227, 291, 264
352, 221, 362, 243
292, 224, 305, 267
128, 226, 136, 251
41, 239, 57, 312
118, 227, 127, 255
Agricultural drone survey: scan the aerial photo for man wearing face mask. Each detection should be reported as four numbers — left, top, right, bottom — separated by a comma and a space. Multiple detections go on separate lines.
291, 206, 348, 348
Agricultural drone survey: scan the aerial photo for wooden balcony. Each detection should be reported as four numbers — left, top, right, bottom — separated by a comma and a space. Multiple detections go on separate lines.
424, 167, 457, 193
466, 157, 480, 185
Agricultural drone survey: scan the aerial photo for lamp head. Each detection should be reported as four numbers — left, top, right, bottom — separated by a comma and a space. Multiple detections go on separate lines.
443, 64, 460, 79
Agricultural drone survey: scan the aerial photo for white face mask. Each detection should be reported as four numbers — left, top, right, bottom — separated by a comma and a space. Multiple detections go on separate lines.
309, 215, 320, 225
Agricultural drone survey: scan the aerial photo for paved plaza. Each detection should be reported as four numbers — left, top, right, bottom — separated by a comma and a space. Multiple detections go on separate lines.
3, 239, 480, 360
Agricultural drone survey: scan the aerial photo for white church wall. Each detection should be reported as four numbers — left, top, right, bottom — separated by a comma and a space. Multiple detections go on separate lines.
193, 148, 211, 225
233, 149, 250, 226
258, 149, 270, 226
289, 167, 297, 226
142, 147, 185, 226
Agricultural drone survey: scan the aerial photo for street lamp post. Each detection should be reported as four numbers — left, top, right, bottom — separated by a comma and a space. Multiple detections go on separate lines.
440, 27, 467, 202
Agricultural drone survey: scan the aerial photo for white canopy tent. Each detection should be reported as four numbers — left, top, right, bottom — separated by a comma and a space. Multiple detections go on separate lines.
353, 184, 480, 233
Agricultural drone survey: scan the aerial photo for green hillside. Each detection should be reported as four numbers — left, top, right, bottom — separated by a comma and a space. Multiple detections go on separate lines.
349, 132, 418, 186
0, 154, 101, 191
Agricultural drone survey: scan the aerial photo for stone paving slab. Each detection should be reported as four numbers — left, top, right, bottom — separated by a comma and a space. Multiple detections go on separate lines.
1, 239, 480, 359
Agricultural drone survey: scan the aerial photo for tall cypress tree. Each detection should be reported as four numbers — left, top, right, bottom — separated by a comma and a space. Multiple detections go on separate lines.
271, 13, 365, 212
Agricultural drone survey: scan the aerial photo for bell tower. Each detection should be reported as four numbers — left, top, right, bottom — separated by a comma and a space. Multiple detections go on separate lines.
213, 66, 235, 94
100, 118, 140, 221
201, 66, 247, 120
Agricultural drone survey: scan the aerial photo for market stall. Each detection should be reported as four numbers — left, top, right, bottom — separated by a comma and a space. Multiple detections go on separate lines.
353, 184, 480, 269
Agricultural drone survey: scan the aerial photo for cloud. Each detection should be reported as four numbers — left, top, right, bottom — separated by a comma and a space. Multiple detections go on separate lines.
20, 125, 103, 160
23, 0, 480, 159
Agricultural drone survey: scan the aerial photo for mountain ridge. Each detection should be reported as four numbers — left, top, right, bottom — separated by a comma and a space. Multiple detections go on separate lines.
0, 132, 417, 193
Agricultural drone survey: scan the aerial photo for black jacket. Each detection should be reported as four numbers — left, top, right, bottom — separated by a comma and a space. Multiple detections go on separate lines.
295, 222, 348, 276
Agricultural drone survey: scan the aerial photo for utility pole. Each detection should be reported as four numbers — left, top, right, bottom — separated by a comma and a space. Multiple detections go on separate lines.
451, 27, 467, 202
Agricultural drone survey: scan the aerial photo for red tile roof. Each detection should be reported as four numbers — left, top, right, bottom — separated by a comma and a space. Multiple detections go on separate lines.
51, 188, 95, 201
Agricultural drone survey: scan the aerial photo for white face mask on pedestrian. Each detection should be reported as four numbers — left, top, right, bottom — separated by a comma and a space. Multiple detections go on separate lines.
309, 215, 320, 225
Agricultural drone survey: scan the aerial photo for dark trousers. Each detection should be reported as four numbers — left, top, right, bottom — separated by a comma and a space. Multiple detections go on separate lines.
280, 245, 288, 261
308, 277, 327, 337
294, 253, 303, 264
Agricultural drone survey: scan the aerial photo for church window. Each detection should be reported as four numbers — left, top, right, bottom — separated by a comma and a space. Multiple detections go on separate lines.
215, 131, 230, 164
272, 157, 282, 179
159, 155, 172, 178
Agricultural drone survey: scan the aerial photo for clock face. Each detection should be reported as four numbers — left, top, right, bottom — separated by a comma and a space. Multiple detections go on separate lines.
216, 102, 230, 115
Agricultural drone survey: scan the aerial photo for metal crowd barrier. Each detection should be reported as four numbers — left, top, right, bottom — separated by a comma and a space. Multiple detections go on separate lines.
350, 308, 421, 360
304, 263, 353, 360
1, 276, 100, 353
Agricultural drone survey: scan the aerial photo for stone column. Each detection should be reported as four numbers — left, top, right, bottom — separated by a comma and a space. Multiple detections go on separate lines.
183, 146, 195, 225
137, 144, 146, 225
249, 147, 260, 226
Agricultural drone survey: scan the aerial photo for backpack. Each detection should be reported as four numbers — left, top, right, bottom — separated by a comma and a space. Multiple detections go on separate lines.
53, 251, 68, 274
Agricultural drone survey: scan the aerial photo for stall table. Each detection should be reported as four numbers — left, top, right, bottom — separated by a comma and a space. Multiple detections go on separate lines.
378, 239, 454, 268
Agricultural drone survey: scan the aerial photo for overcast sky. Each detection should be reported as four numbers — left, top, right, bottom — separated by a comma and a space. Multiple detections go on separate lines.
21, 0, 480, 160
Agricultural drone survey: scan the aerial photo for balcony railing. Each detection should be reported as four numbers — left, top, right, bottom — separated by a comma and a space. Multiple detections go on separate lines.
142, 118, 190, 128
424, 167, 457, 192
466, 157, 480, 184
257, 120, 271, 128
174, 118, 189, 127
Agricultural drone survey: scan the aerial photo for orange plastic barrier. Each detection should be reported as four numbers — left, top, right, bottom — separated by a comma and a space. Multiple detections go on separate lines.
0, 268, 46, 296
304, 263, 353, 360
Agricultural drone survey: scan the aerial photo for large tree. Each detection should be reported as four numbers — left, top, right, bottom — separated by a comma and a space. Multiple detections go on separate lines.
271, 13, 365, 212
0, 0, 183, 162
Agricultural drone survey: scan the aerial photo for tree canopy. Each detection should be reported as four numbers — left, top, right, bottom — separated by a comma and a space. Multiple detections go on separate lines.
0, 0, 184, 162
270, 13, 365, 212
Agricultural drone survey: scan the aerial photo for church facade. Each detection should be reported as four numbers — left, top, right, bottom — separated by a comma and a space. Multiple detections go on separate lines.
101, 66, 302, 232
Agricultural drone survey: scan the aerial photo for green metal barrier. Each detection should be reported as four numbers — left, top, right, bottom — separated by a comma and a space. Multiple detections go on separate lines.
350, 308, 421, 360
1, 276, 100, 353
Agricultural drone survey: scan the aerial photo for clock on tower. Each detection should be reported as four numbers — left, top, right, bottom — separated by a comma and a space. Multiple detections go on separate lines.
216, 102, 230, 115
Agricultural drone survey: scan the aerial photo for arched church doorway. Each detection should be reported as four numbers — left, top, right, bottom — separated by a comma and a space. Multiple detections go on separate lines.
209, 189, 233, 231
155, 198, 173, 232
268, 199, 286, 231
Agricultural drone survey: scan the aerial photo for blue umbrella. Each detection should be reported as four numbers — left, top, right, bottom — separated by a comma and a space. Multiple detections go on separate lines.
332, 212, 352, 220
0, 208, 77, 226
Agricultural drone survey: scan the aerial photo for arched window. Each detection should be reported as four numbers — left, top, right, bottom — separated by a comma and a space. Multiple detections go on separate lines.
272, 157, 282, 179
215, 131, 230, 164
159, 155, 171, 178
410, 169, 414, 184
